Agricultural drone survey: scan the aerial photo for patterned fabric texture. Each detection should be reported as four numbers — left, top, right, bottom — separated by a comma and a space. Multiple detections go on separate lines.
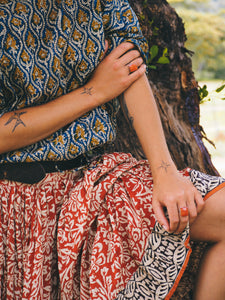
0, 0, 148, 163
0, 152, 225, 299
189, 169, 225, 198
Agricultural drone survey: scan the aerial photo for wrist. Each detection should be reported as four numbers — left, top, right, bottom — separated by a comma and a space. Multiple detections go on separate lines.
81, 83, 107, 109
77, 84, 101, 111
151, 160, 178, 182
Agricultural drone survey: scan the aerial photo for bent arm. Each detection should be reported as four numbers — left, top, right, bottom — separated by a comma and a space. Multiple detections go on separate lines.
0, 42, 146, 155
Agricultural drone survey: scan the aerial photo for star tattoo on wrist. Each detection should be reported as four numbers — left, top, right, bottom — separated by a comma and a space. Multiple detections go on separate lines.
158, 160, 171, 172
81, 87, 93, 96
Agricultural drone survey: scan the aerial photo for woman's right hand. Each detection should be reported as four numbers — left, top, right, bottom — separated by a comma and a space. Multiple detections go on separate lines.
87, 42, 146, 106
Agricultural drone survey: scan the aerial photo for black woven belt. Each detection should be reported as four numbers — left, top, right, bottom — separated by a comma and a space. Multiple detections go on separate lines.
0, 148, 103, 184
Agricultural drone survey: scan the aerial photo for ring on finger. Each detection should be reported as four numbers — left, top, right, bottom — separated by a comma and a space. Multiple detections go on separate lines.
180, 207, 188, 217
128, 63, 138, 73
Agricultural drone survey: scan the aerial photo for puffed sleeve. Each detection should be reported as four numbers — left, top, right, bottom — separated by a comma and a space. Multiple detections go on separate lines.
101, 0, 149, 63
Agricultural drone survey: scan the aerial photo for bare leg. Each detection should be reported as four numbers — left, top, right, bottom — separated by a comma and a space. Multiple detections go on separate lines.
190, 187, 225, 300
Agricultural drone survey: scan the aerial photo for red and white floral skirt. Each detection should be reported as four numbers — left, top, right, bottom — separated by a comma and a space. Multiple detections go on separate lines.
0, 152, 224, 299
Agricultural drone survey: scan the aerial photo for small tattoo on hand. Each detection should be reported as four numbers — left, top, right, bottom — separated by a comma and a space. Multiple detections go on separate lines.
5, 111, 27, 132
158, 161, 171, 172
81, 87, 93, 96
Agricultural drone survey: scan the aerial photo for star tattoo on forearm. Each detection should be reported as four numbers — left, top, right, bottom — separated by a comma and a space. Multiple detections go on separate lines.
4, 111, 27, 133
158, 160, 171, 172
81, 87, 93, 96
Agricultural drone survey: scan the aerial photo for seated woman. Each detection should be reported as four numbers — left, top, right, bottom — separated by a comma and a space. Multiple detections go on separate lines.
0, 0, 224, 299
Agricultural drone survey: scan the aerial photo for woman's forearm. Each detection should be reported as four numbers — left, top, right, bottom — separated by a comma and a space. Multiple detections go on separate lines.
0, 86, 99, 154
122, 73, 177, 178
123, 73, 204, 233
0, 42, 146, 155
122, 73, 204, 233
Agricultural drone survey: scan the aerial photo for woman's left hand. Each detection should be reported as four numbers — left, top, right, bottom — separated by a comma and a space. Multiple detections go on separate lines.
120, 73, 204, 234
152, 171, 205, 233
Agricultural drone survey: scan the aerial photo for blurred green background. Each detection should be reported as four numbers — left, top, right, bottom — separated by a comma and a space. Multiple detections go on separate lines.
168, 0, 225, 80
168, 0, 225, 176
200, 81, 225, 176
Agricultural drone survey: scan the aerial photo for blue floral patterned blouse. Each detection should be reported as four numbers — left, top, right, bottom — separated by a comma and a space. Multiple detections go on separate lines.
0, 0, 148, 163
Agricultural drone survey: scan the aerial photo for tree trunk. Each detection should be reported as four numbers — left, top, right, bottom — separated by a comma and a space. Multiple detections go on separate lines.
108, 0, 219, 298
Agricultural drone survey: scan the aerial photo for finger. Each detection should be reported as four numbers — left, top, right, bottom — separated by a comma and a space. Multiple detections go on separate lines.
110, 42, 135, 59
194, 189, 205, 214
126, 64, 146, 82
175, 203, 189, 233
186, 197, 197, 225
153, 202, 170, 231
176, 202, 192, 233
127, 57, 144, 73
119, 49, 141, 66
166, 203, 180, 233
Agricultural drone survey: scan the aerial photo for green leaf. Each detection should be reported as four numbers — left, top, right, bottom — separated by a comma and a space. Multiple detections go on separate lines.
139, 13, 145, 21
216, 84, 225, 93
200, 97, 211, 104
148, 20, 154, 27
143, 0, 148, 7
162, 47, 168, 56
149, 65, 157, 70
153, 27, 159, 34
198, 84, 209, 101
149, 45, 158, 60
157, 56, 170, 64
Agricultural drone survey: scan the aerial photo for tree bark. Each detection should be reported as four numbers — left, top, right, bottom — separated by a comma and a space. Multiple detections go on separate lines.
108, 0, 219, 298
113, 0, 218, 175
